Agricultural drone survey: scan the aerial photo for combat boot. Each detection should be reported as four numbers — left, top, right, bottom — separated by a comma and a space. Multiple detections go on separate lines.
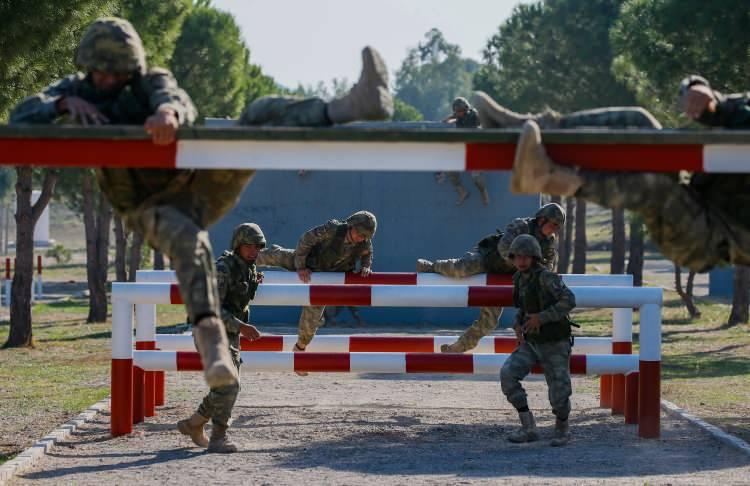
511, 120, 583, 196
416, 259, 435, 273
177, 412, 209, 448
327, 47, 393, 123
440, 341, 469, 353
550, 418, 570, 447
207, 424, 238, 453
507, 411, 540, 443
193, 316, 238, 389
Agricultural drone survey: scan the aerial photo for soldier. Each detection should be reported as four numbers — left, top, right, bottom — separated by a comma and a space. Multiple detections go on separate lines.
257, 211, 377, 373
508, 75, 750, 272
438, 97, 490, 206
10, 18, 393, 390
177, 223, 264, 453
417, 203, 564, 353
500, 234, 576, 447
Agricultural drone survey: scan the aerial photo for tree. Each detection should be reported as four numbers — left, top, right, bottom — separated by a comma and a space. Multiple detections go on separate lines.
626, 212, 645, 286
392, 99, 424, 122
611, 0, 750, 126
243, 63, 280, 105
728, 266, 750, 327
117, 0, 192, 68
171, 6, 252, 119
675, 264, 701, 319
572, 198, 587, 274
395, 29, 478, 121
611, 208, 626, 273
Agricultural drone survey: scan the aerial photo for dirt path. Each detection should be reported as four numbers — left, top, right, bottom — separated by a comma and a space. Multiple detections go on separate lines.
11, 367, 750, 485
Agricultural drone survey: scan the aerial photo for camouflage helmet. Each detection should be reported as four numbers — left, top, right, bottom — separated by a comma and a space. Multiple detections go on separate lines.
230, 223, 266, 250
452, 97, 470, 112
508, 234, 543, 260
535, 203, 566, 226
346, 210, 377, 239
75, 17, 146, 75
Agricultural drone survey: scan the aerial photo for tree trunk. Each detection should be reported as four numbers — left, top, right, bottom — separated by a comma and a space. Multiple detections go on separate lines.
558, 197, 575, 274
113, 215, 127, 282
728, 265, 750, 327
626, 213, 645, 287
3, 203, 10, 256
675, 264, 701, 318
5, 168, 57, 348
611, 207, 626, 274
153, 250, 165, 270
572, 198, 587, 274
0, 202, 6, 255
82, 173, 113, 323
127, 230, 144, 282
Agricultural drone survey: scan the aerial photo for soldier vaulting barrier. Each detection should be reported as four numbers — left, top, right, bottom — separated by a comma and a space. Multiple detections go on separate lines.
10, 17, 393, 392
416, 203, 564, 353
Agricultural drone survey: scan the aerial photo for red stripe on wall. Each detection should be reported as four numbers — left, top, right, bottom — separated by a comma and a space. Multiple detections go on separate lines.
465, 143, 515, 170
170, 284, 183, 304
0, 138, 176, 168
467, 286, 513, 306
350, 336, 434, 352
310, 285, 371, 306
176, 351, 203, 371
406, 353, 473, 373
240, 335, 284, 351
344, 272, 417, 285
295, 352, 350, 372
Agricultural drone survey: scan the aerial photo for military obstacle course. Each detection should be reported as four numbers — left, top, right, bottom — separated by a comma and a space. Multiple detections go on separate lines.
110, 270, 661, 440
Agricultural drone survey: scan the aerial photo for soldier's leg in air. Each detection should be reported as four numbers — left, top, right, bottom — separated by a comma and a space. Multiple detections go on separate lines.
538, 341, 573, 446
240, 47, 392, 126
293, 305, 326, 376
256, 245, 296, 271
446, 171, 469, 205
349, 306, 364, 326
471, 171, 490, 206
472, 90, 561, 129
432, 251, 486, 278
500, 342, 541, 443
134, 205, 236, 388
442, 307, 502, 353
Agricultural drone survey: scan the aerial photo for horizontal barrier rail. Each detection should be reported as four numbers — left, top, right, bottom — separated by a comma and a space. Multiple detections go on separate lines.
154, 334, 614, 355
134, 350, 640, 375
135, 269, 633, 287
3, 125, 750, 173
114, 282, 662, 308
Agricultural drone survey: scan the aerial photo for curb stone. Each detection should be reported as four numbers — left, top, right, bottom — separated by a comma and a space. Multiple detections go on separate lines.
0, 397, 110, 485
661, 399, 750, 457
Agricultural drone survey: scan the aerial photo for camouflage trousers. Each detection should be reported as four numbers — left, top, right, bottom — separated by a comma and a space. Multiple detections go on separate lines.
500, 339, 572, 420
445, 171, 487, 191
578, 172, 750, 272
239, 96, 330, 126
555, 106, 662, 129
256, 245, 327, 347
198, 343, 241, 428
432, 251, 504, 350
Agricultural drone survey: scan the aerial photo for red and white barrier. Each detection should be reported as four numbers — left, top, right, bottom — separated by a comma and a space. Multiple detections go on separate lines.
155, 334, 613, 354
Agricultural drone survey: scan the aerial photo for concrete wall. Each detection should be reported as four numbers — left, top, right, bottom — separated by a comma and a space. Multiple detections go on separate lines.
209, 170, 539, 326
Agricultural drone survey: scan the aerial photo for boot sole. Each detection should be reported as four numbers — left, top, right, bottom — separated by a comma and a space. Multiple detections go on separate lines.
511, 121, 544, 194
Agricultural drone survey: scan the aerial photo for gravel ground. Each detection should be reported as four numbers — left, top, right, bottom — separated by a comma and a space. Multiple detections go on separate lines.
11, 362, 750, 485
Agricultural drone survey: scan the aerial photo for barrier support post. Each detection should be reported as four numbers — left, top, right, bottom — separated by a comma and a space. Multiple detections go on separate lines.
135, 303, 157, 418
624, 372, 639, 425
111, 297, 134, 436
638, 303, 662, 438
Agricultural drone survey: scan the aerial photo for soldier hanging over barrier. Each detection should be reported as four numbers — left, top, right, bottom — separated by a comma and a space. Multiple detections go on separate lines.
178, 223, 264, 454
436, 97, 490, 206
505, 75, 750, 272
416, 203, 563, 353
257, 211, 377, 374
10, 17, 393, 390
500, 234, 577, 447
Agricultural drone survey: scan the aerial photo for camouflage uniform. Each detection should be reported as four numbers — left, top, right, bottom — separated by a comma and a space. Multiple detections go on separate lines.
257, 212, 375, 346
575, 76, 750, 272
441, 98, 489, 204
428, 211, 558, 352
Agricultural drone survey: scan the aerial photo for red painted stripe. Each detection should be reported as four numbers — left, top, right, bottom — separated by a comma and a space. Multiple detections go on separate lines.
494, 337, 519, 353
465, 142, 703, 173
176, 351, 203, 371
170, 284, 183, 304
485, 274, 513, 285
111, 358, 133, 437
531, 354, 586, 374
344, 272, 417, 285
240, 335, 284, 351
132, 365, 145, 424
294, 352, 350, 372
624, 372, 639, 425
0, 138, 176, 168
37, 255, 42, 274
467, 286, 513, 306
406, 353, 473, 373
638, 360, 661, 438
309, 285, 371, 306
612, 341, 632, 354
350, 336, 434, 352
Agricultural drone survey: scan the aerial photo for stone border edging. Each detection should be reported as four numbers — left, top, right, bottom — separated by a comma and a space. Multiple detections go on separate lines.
0, 397, 110, 485
661, 399, 750, 457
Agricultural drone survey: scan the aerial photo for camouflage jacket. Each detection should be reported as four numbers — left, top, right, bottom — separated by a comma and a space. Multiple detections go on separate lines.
295, 220, 373, 272
10, 69, 198, 215
455, 107, 480, 128
513, 264, 576, 343
216, 250, 261, 335
488, 217, 556, 271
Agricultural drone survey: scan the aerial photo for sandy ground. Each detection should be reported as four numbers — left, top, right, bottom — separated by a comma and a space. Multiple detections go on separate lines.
10, 357, 750, 485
